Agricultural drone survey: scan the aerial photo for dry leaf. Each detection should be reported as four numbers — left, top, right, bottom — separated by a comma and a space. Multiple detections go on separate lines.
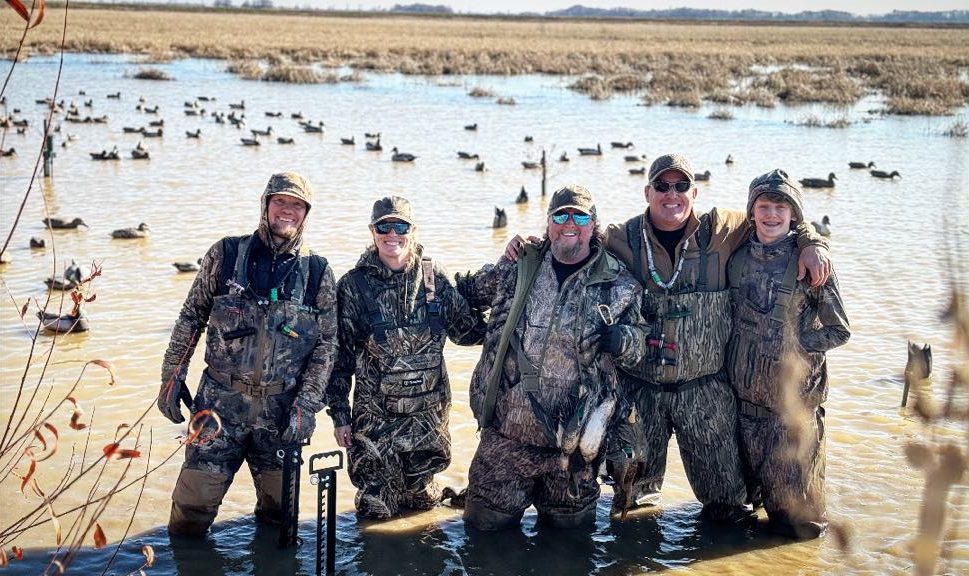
47, 503, 61, 546
12, 547, 22, 560
187, 409, 223, 446
68, 396, 87, 431
93, 524, 106, 548
90, 359, 117, 385
19, 301, 28, 319
142, 544, 155, 567
19, 460, 36, 495
102, 443, 141, 460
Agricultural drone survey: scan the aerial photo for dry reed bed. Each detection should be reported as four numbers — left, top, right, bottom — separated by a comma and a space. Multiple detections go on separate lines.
3, 7, 969, 114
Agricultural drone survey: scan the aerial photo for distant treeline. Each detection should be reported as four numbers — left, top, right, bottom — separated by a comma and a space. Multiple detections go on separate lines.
541, 6, 969, 24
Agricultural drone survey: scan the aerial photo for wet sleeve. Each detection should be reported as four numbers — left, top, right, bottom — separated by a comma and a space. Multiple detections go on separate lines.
800, 271, 850, 353
160, 240, 223, 392
792, 221, 829, 251
610, 276, 650, 371
324, 275, 358, 427
437, 264, 487, 346
295, 261, 338, 414
454, 255, 514, 310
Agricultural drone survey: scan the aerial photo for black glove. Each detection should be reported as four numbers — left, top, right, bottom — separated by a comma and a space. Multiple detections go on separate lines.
600, 325, 624, 355
157, 380, 194, 424
281, 402, 317, 444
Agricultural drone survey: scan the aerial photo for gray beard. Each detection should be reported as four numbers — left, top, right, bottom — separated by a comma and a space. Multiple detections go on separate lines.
551, 239, 586, 263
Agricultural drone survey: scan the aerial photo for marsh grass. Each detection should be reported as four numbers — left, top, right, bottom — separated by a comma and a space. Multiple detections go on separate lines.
130, 67, 172, 81
708, 107, 734, 120
263, 64, 322, 83
2, 7, 967, 114
943, 120, 968, 137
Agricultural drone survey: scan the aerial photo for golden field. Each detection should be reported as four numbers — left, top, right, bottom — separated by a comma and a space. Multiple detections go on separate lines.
3, 4, 969, 113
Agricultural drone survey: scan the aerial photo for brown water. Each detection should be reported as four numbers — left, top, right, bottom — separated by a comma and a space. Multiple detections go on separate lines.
1, 54, 967, 575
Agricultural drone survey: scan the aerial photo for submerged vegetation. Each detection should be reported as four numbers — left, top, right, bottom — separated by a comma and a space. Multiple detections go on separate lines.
2, 6, 968, 115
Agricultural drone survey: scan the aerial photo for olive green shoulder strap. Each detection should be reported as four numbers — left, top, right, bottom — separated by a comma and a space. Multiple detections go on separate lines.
770, 248, 801, 324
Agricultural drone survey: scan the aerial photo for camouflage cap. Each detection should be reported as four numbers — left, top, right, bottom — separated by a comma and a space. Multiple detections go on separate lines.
648, 153, 695, 186
548, 184, 597, 217
371, 195, 414, 224
264, 172, 313, 210
747, 168, 804, 225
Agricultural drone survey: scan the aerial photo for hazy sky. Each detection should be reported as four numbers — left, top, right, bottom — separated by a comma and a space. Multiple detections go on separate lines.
285, 0, 967, 15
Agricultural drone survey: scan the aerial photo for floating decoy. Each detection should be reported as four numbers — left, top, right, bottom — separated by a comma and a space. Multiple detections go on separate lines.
197, 96, 215, 102
465, 123, 478, 131
106, 92, 121, 99
277, 137, 295, 145
457, 151, 479, 160
90, 147, 121, 161
475, 161, 486, 172
725, 154, 734, 165
16, 127, 27, 135
624, 155, 645, 162
172, 259, 202, 273
0, 147, 15, 157
83, 99, 93, 108
340, 136, 355, 145
391, 147, 416, 162
811, 215, 832, 237
44, 217, 88, 230
849, 161, 875, 169
66, 133, 78, 142
365, 138, 382, 151
135, 140, 148, 152
302, 121, 324, 133
493, 207, 507, 229
184, 108, 205, 117
611, 141, 634, 149
799, 173, 837, 188
265, 111, 282, 118
45, 260, 85, 290
251, 126, 273, 137
142, 128, 163, 138
629, 167, 646, 175
515, 186, 528, 204
364, 131, 380, 139
559, 152, 569, 162
522, 161, 540, 170
291, 112, 304, 119
524, 135, 534, 143
37, 310, 90, 334
111, 223, 150, 239
148, 119, 164, 127
186, 129, 201, 139
694, 170, 711, 182
29, 237, 46, 249
229, 100, 245, 110
92, 115, 108, 124
241, 136, 260, 146
131, 148, 150, 160
578, 143, 602, 156
12, 118, 28, 127
143, 105, 159, 114
213, 112, 226, 124
871, 169, 901, 179
122, 126, 143, 134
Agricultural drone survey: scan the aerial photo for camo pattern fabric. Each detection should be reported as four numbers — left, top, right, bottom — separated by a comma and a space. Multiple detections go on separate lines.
461, 241, 647, 521
325, 245, 484, 518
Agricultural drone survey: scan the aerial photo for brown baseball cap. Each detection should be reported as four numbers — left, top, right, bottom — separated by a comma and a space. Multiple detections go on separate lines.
747, 168, 804, 225
371, 195, 414, 224
264, 172, 313, 209
547, 184, 597, 217
648, 154, 695, 185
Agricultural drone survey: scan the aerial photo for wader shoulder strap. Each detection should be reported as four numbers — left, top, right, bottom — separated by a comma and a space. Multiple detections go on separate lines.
421, 256, 444, 336
770, 249, 801, 324
727, 245, 748, 293
303, 255, 326, 308
696, 214, 713, 290
625, 215, 644, 284
218, 235, 248, 295
349, 269, 390, 344
479, 245, 547, 428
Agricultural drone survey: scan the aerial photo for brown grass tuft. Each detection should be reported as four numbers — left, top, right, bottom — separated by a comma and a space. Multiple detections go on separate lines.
131, 67, 172, 81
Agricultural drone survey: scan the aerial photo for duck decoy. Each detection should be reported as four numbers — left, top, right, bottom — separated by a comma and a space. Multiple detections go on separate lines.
172, 259, 202, 273
197, 96, 215, 102
266, 111, 282, 118
291, 112, 304, 120
559, 152, 569, 162
524, 136, 534, 143
464, 123, 478, 131
240, 136, 260, 146
871, 169, 901, 179
83, 99, 93, 108
251, 126, 273, 137
184, 108, 205, 117
229, 100, 245, 110
92, 115, 108, 124
89, 146, 121, 161
849, 161, 875, 169
611, 141, 634, 149
624, 155, 645, 162
142, 128, 163, 138
365, 138, 382, 151
134, 140, 148, 152
457, 151, 479, 160
44, 217, 88, 230
340, 136, 355, 145
302, 121, 324, 133
106, 91, 121, 99
37, 310, 90, 334
143, 105, 159, 114
130, 148, 150, 160
522, 161, 539, 170
694, 170, 711, 182
493, 207, 507, 229
364, 131, 380, 139
577, 143, 602, 156
122, 126, 143, 134
391, 147, 416, 162
475, 161, 487, 172
629, 167, 646, 175
811, 215, 832, 237
725, 154, 734, 165
799, 173, 837, 188
111, 223, 150, 239
0, 147, 15, 157
515, 186, 528, 204
29, 237, 46, 249
148, 118, 164, 127
186, 128, 201, 139
45, 260, 86, 291
12, 118, 29, 127
16, 127, 27, 135
277, 137, 295, 145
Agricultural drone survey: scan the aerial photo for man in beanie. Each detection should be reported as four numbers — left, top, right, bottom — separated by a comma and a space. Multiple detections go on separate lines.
458, 185, 648, 530
159, 172, 338, 536
726, 169, 850, 538
324, 196, 485, 520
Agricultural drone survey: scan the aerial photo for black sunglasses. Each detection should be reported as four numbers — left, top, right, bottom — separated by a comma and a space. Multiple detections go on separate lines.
374, 221, 411, 235
651, 180, 692, 193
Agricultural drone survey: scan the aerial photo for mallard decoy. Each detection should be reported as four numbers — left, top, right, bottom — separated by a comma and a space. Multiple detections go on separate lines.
629, 167, 646, 175
229, 100, 245, 110
523, 136, 534, 143
265, 111, 282, 118
277, 137, 295, 145
391, 147, 416, 162
559, 152, 569, 162
694, 170, 711, 182
30, 237, 46, 249
522, 161, 539, 170
364, 131, 380, 138
184, 108, 205, 117
811, 215, 832, 237
111, 223, 150, 239
44, 217, 88, 230
143, 105, 159, 114
90, 146, 120, 161
240, 136, 260, 146
251, 126, 273, 137
291, 111, 304, 119
457, 151, 479, 160
131, 148, 150, 160
515, 186, 528, 204
142, 128, 163, 138
365, 138, 382, 151
624, 155, 645, 162
725, 154, 734, 165
106, 91, 121, 99
577, 143, 602, 156
849, 161, 875, 169
186, 129, 201, 139
122, 126, 143, 134
198, 95, 215, 102
37, 310, 90, 334
340, 136, 355, 145
302, 121, 324, 133
0, 147, 15, 157
871, 169, 901, 179
135, 140, 148, 152
475, 162, 486, 172
493, 207, 507, 229
799, 173, 837, 188
464, 123, 478, 131
45, 260, 85, 290
611, 141, 634, 149
148, 118, 164, 127
172, 259, 202, 273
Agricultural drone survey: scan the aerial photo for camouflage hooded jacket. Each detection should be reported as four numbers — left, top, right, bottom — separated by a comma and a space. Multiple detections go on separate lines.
161, 194, 338, 414
462, 239, 648, 451
325, 245, 483, 428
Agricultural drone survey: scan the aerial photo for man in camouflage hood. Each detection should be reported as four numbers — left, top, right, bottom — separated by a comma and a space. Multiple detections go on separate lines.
325, 196, 485, 520
159, 172, 338, 536
458, 185, 648, 530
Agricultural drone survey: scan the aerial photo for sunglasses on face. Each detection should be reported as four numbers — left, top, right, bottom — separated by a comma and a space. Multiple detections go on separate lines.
651, 180, 692, 193
550, 210, 592, 226
373, 221, 411, 235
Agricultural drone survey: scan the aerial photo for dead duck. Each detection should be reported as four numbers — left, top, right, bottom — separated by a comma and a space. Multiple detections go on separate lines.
474, 162, 486, 172
521, 161, 540, 170
629, 167, 646, 176
277, 137, 295, 145
577, 143, 602, 156
799, 172, 837, 188
340, 136, 355, 145
30, 237, 46, 249
611, 141, 634, 149
37, 310, 90, 334
457, 151, 479, 160
365, 138, 382, 151
44, 217, 88, 230
849, 161, 875, 169
515, 186, 528, 204
493, 207, 507, 229
871, 169, 901, 179
811, 215, 832, 237
111, 223, 150, 239
694, 170, 711, 182
186, 128, 201, 139
172, 259, 202, 273
391, 147, 416, 162
464, 123, 478, 131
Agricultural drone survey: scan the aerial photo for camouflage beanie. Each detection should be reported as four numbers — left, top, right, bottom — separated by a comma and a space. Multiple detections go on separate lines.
747, 168, 804, 225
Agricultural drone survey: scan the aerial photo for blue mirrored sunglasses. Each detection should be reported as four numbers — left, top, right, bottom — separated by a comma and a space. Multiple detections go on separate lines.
551, 210, 592, 226
374, 221, 411, 235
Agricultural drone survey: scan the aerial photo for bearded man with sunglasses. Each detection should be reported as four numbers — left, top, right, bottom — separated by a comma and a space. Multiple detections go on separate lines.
601, 154, 831, 522
325, 196, 486, 520
458, 185, 648, 530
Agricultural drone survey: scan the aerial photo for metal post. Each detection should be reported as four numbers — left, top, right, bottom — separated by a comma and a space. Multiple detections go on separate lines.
310, 450, 344, 576
541, 149, 547, 197
43, 119, 55, 178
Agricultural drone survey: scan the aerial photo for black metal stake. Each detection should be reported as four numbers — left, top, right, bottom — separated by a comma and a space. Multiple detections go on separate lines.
310, 450, 343, 576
